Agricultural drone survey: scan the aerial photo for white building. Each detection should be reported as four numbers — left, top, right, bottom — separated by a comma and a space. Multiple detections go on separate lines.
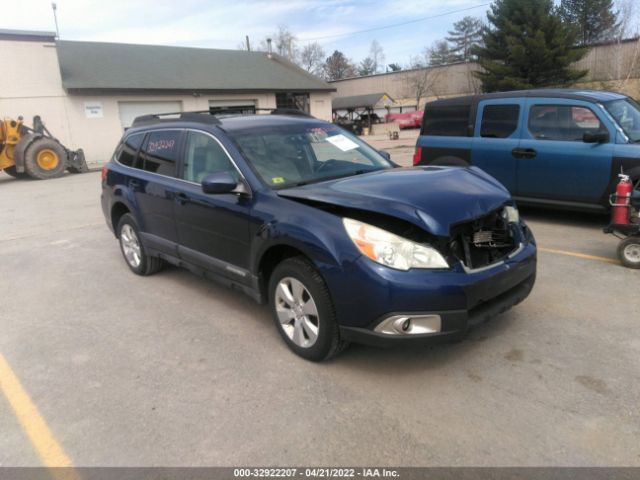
0, 29, 335, 164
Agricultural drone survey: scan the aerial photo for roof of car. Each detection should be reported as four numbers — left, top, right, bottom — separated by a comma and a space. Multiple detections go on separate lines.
427, 89, 628, 107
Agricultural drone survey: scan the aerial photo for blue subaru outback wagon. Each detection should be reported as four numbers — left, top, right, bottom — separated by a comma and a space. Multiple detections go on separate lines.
414, 89, 640, 211
101, 110, 537, 360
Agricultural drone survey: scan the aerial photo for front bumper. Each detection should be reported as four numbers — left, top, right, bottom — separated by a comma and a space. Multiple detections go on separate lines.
326, 236, 537, 347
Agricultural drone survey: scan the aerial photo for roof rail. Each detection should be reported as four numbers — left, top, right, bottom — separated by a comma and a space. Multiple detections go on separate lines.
131, 107, 313, 127
131, 110, 221, 127
268, 108, 312, 117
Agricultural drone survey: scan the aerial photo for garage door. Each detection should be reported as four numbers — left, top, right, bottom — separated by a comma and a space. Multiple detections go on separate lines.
118, 101, 182, 129
208, 99, 256, 114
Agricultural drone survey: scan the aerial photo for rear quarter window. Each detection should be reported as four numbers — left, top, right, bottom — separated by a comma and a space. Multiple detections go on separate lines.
116, 133, 144, 167
422, 104, 471, 136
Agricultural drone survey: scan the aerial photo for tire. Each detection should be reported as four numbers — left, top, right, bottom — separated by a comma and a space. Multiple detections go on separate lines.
3, 166, 28, 179
116, 213, 163, 276
268, 256, 347, 361
617, 236, 640, 269
24, 137, 67, 180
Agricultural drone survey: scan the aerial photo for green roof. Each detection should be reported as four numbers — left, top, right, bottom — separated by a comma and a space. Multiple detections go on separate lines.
56, 40, 334, 92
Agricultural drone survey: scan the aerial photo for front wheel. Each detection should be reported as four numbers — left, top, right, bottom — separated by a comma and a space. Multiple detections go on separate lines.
618, 236, 640, 269
268, 257, 347, 361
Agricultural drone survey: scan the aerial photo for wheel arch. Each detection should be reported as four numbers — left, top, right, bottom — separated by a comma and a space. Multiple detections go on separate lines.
110, 202, 131, 238
256, 244, 315, 301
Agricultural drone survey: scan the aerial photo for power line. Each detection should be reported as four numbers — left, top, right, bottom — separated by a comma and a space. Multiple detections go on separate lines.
299, 3, 490, 42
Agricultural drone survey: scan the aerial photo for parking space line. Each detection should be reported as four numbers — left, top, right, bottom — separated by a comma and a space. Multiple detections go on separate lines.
0, 353, 77, 472
0, 222, 104, 243
538, 247, 619, 265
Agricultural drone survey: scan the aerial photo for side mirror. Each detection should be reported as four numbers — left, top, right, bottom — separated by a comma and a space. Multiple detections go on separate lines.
201, 172, 238, 194
583, 131, 609, 143
378, 150, 391, 161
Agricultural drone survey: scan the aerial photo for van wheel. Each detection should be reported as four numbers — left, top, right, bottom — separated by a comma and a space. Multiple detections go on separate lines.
268, 257, 347, 361
117, 214, 163, 275
618, 236, 640, 269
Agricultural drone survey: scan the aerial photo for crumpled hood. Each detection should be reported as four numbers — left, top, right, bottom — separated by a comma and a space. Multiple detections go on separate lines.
277, 166, 511, 236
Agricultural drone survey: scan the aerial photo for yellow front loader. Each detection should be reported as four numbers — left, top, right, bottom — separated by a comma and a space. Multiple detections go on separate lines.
0, 115, 87, 180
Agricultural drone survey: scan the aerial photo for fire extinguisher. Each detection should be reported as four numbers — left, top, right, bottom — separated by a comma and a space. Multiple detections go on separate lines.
611, 174, 633, 225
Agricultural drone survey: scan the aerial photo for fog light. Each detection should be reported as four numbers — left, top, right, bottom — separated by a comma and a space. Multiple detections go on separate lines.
375, 314, 442, 335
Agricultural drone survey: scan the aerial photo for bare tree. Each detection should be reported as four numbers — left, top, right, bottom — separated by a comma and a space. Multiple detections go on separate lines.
403, 67, 442, 110
299, 42, 326, 76
259, 25, 298, 62
323, 50, 357, 81
369, 40, 385, 73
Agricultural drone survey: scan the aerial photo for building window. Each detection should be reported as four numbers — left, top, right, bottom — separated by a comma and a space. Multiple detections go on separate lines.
276, 93, 310, 113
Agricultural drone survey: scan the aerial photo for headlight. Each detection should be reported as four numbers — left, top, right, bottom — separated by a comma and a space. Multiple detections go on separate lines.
502, 205, 519, 223
343, 218, 449, 271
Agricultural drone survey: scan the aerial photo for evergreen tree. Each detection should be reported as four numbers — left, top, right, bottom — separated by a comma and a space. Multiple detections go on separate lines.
473, 0, 588, 92
323, 51, 356, 81
559, 0, 619, 45
358, 57, 376, 76
446, 16, 483, 61
428, 40, 455, 66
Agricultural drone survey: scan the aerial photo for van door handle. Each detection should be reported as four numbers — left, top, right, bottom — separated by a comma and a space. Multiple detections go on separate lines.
174, 192, 190, 205
129, 179, 141, 188
512, 148, 537, 159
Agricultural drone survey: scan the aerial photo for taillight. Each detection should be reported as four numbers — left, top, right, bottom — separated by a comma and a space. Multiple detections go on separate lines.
101, 165, 108, 182
413, 146, 423, 166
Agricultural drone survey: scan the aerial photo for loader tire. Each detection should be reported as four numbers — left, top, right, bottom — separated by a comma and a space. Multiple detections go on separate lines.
24, 138, 67, 180
3, 166, 28, 179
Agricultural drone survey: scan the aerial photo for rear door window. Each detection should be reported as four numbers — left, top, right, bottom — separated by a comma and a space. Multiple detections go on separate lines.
480, 104, 520, 138
422, 104, 471, 136
116, 133, 144, 167
139, 130, 182, 176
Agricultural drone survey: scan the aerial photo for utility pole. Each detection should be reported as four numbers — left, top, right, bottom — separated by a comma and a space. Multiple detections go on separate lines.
51, 2, 60, 39
245, 35, 251, 52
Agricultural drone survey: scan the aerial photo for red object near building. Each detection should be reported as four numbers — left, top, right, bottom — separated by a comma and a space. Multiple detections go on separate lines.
385, 111, 423, 129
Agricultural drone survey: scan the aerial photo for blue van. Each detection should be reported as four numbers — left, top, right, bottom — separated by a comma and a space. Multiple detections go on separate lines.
414, 89, 640, 211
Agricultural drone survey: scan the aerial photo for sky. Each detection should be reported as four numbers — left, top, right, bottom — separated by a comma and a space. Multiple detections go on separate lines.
3, 0, 492, 66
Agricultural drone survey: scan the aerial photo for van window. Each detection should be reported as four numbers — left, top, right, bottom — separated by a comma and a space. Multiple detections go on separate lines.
480, 104, 520, 138
181, 131, 238, 183
117, 133, 144, 167
139, 130, 182, 176
528, 105, 607, 141
423, 104, 471, 136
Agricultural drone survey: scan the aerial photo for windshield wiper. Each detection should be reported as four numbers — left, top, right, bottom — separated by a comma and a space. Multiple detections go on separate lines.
284, 169, 383, 189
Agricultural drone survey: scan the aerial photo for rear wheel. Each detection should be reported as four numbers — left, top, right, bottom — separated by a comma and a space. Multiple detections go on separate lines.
268, 256, 347, 361
24, 138, 67, 180
618, 236, 640, 269
117, 213, 163, 276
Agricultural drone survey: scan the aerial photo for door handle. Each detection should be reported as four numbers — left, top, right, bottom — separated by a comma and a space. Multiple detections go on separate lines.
174, 192, 190, 205
129, 179, 141, 188
511, 148, 537, 159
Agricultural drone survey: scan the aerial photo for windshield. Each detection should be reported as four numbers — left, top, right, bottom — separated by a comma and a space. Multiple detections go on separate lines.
603, 98, 640, 142
227, 124, 393, 189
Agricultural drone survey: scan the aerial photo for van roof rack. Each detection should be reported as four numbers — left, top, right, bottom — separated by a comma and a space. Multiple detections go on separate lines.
131, 108, 312, 127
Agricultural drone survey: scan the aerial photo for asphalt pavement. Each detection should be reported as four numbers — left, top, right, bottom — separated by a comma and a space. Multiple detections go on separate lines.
0, 168, 638, 467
